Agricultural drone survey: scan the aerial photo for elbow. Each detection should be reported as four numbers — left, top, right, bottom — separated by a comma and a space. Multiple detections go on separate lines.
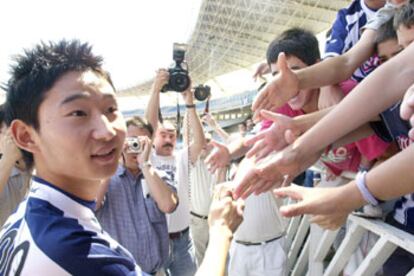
160, 194, 179, 214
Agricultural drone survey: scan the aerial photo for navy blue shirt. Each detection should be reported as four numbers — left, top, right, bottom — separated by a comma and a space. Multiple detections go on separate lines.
0, 176, 146, 275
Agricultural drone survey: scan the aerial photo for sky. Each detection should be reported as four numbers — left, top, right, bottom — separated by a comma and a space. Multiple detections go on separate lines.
0, 0, 202, 95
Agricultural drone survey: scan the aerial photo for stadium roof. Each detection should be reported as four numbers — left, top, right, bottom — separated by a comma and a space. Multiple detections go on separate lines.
118, 0, 351, 97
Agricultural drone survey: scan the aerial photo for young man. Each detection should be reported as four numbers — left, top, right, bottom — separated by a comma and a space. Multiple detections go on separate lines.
0, 40, 142, 274
145, 71, 205, 276
0, 104, 32, 226
96, 116, 178, 275
0, 40, 244, 276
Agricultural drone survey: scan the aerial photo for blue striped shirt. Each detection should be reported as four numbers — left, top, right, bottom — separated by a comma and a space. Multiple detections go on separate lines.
0, 177, 146, 275
96, 165, 174, 273
324, 0, 380, 82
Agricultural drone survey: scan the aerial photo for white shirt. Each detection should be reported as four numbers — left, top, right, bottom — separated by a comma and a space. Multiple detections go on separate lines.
190, 157, 216, 216
234, 192, 287, 243
151, 149, 190, 233
233, 159, 287, 242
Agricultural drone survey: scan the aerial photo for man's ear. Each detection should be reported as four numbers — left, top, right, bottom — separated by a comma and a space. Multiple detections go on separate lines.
9, 120, 39, 154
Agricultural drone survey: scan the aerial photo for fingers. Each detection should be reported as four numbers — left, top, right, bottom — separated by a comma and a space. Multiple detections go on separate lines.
273, 184, 305, 201
277, 52, 289, 75
284, 129, 298, 145
244, 131, 265, 147
279, 201, 309, 217
245, 139, 265, 158
260, 110, 283, 122
252, 90, 267, 112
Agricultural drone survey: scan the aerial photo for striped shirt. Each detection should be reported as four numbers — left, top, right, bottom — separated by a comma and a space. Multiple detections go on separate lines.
96, 165, 174, 273
324, 0, 380, 82
0, 177, 146, 275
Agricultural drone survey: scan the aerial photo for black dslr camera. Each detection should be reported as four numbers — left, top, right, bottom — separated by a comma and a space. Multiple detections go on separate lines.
161, 43, 190, 93
194, 84, 211, 101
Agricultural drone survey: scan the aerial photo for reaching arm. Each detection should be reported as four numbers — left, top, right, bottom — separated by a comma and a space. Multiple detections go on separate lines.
182, 87, 206, 164
275, 143, 414, 219
145, 69, 169, 136
202, 113, 230, 142
252, 29, 377, 113
196, 187, 244, 276
294, 42, 414, 157
139, 137, 178, 213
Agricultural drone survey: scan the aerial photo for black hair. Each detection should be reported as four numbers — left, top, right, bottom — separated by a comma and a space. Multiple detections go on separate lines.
3, 39, 113, 169
376, 18, 398, 45
0, 104, 5, 127
126, 116, 154, 137
394, 0, 414, 29
266, 28, 320, 66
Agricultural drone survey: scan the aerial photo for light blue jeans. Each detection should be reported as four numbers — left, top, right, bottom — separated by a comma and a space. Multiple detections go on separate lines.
164, 229, 197, 276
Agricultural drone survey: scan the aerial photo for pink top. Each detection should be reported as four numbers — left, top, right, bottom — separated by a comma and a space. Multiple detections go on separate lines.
261, 104, 361, 175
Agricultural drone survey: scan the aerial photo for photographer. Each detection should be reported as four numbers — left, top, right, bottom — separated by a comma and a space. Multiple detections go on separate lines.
96, 116, 178, 275
146, 68, 205, 275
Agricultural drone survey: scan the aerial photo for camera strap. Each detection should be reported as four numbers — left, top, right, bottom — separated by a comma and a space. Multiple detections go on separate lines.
204, 98, 210, 114
176, 95, 181, 138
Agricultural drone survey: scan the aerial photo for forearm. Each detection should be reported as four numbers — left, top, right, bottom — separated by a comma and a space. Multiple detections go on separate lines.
212, 124, 230, 142
145, 84, 161, 135
332, 123, 374, 148
228, 138, 250, 160
296, 43, 414, 153
142, 166, 178, 213
187, 108, 206, 163
366, 144, 414, 201
333, 144, 414, 213
0, 159, 16, 194
293, 107, 334, 133
297, 30, 376, 90
196, 224, 232, 276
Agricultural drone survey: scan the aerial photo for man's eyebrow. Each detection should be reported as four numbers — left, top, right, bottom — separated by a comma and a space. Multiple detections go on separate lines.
60, 93, 116, 106
60, 93, 90, 106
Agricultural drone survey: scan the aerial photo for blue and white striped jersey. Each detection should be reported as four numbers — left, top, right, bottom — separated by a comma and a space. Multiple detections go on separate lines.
324, 0, 379, 82
0, 176, 146, 276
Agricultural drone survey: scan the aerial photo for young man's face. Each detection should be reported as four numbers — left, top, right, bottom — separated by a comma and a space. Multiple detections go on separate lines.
123, 125, 151, 171
270, 55, 312, 111
29, 70, 126, 184
377, 38, 402, 64
153, 126, 176, 156
397, 24, 414, 49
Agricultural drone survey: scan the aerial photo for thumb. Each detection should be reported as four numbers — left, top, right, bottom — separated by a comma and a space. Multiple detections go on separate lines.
277, 52, 289, 75
210, 140, 226, 149
260, 109, 290, 124
284, 129, 298, 145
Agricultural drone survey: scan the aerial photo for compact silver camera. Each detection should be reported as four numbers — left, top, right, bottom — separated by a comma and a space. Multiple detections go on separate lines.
126, 137, 142, 154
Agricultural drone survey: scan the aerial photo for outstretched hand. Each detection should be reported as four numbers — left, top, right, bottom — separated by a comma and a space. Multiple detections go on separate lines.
205, 140, 230, 173
252, 53, 300, 120
245, 110, 301, 160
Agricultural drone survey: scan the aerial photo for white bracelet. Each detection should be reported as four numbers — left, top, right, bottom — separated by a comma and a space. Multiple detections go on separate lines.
355, 171, 379, 206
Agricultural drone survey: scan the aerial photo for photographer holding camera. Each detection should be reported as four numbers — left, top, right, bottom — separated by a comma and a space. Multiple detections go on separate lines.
146, 48, 207, 274
96, 116, 178, 275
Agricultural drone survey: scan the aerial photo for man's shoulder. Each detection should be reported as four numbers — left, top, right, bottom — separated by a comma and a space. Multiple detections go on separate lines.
0, 196, 141, 275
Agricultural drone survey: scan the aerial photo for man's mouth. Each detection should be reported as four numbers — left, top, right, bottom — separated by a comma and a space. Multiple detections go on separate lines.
91, 148, 117, 163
